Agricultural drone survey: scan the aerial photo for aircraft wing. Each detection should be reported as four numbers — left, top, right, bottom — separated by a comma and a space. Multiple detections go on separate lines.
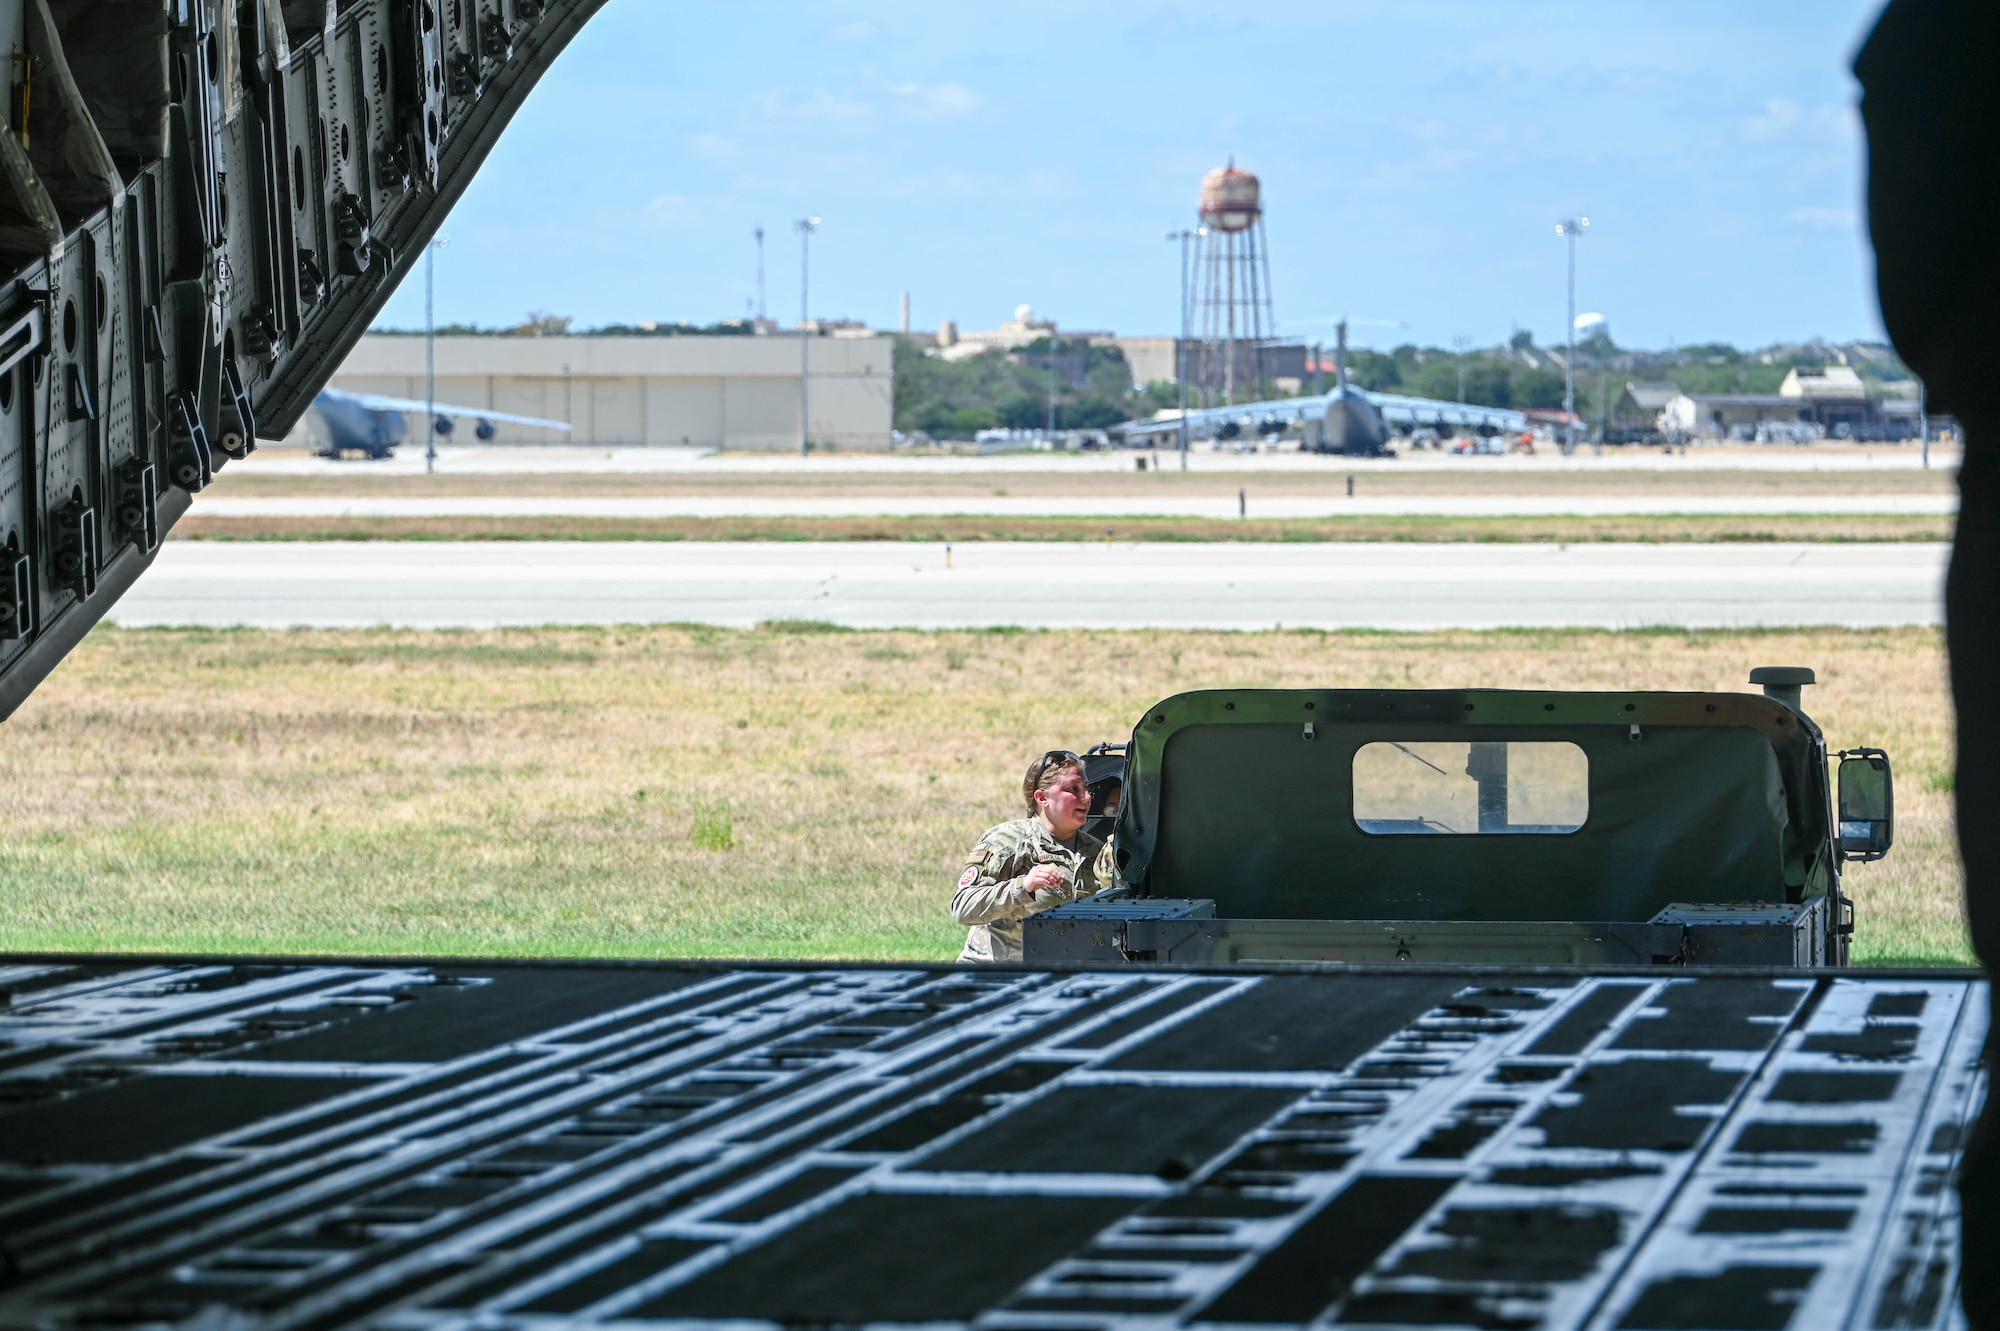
327, 391, 574, 432
1118, 388, 1527, 439
1367, 392, 1529, 432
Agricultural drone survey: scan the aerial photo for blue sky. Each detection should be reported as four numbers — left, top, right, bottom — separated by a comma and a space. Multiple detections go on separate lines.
373, 1, 1891, 352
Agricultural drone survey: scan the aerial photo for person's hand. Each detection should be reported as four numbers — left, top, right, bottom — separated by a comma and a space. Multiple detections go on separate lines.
1023, 864, 1068, 895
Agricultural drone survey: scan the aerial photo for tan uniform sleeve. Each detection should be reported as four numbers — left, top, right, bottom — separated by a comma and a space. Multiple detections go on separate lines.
1092, 835, 1119, 894
950, 841, 1039, 926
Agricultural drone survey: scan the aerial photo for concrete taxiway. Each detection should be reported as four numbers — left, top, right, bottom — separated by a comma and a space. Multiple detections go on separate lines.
189, 494, 1957, 519
109, 541, 1947, 631
242, 444, 1962, 477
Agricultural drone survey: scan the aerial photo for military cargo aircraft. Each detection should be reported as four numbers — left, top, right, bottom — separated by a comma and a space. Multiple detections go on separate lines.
1118, 322, 1527, 456
308, 388, 573, 459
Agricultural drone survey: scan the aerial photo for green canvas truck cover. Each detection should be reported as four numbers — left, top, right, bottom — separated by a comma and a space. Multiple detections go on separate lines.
1111, 687, 1836, 925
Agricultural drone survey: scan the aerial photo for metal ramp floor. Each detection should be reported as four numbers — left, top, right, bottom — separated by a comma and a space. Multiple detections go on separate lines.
0, 959, 1984, 1329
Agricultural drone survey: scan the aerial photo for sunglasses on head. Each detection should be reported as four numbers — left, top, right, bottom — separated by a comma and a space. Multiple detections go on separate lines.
1031, 750, 1082, 787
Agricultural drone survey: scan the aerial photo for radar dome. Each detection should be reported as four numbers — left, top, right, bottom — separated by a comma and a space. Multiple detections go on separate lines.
1199, 159, 1261, 232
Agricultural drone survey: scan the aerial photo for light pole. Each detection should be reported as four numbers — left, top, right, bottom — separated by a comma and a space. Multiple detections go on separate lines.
1555, 216, 1587, 454
1166, 227, 1204, 471
1920, 382, 1930, 471
793, 217, 819, 458
1453, 333, 1472, 403
424, 233, 449, 475
1045, 338, 1057, 442
754, 224, 766, 322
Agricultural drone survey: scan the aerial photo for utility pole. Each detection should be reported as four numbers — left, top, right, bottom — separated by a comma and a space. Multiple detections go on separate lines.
424, 234, 449, 475
793, 216, 819, 458
1166, 227, 1204, 472
1453, 333, 1471, 403
1920, 382, 1930, 471
1597, 369, 1609, 455
1045, 339, 1057, 442
754, 225, 766, 322
1555, 216, 1588, 455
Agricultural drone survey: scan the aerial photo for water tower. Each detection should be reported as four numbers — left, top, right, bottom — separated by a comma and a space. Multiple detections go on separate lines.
1191, 158, 1277, 407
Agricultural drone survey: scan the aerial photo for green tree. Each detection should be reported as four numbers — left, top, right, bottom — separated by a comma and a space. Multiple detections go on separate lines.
892, 336, 1152, 438
946, 406, 1000, 434
1510, 367, 1566, 408
1410, 360, 1461, 401
1348, 350, 1401, 392
1463, 364, 1513, 407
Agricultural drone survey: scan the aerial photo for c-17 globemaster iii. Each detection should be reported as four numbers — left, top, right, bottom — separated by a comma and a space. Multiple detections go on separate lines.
308, 387, 571, 458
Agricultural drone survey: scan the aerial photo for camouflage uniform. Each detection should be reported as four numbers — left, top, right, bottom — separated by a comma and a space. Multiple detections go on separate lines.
952, 817, 1113, 963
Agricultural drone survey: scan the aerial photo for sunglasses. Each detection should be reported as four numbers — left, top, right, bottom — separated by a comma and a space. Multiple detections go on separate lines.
1030, 749, 1082, 788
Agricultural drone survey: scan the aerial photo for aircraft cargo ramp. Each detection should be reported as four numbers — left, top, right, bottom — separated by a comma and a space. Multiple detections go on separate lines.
0, 959, 1984, 1330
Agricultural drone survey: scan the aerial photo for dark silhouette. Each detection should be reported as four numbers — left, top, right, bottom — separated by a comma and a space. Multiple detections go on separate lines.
1856, 4, 2000, 1321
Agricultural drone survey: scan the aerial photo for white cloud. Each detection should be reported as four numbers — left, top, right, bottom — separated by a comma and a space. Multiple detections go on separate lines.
1789, 205, 1858, 230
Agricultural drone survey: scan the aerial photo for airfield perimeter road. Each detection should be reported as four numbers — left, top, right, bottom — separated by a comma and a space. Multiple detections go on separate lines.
108, 541, 1946, 631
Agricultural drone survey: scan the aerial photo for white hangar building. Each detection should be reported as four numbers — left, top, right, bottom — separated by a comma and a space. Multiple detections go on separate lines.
318, 333, 896, 450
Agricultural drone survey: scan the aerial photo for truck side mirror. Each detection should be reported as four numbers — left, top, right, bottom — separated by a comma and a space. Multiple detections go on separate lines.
1836, 749, 1894, 861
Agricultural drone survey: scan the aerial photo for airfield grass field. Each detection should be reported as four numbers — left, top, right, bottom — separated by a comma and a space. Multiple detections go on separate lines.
0, 622, 1967, 966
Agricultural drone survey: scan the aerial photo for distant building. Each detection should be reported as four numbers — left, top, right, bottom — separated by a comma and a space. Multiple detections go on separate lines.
923, 305, 1304, 394
1780, 364, 1867, 400
935, 305, 1115, 362
798, 319, 877, 339
1659, 367, 1912, 443
321, 333, 894, 450
1660, 392, 1809, 440
1111, 336, 1181, 388
1110, 338, 1308, 393
1612, 381, 1683, 429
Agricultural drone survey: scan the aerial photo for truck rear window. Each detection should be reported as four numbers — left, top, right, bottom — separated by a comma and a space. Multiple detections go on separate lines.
1354, 741, 1588, 835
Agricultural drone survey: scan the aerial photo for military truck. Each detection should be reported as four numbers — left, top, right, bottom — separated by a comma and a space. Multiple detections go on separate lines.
1027, 667, 1895, 967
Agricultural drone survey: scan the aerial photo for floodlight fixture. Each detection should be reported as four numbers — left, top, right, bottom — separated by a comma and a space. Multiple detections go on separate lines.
1165, 228, 1204, 470
424, 233, 451, 475
1555, 216, 1589, 453
794, 217, 821, 457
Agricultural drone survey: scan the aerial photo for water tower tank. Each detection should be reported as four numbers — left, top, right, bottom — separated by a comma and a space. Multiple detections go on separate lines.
1199, 160, 1261, 232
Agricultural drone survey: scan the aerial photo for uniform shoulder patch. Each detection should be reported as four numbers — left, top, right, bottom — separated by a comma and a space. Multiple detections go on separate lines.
958, 866, 980, 889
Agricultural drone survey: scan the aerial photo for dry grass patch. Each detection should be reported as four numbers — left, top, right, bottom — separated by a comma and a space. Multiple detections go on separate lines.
0, 624, 1965, 965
